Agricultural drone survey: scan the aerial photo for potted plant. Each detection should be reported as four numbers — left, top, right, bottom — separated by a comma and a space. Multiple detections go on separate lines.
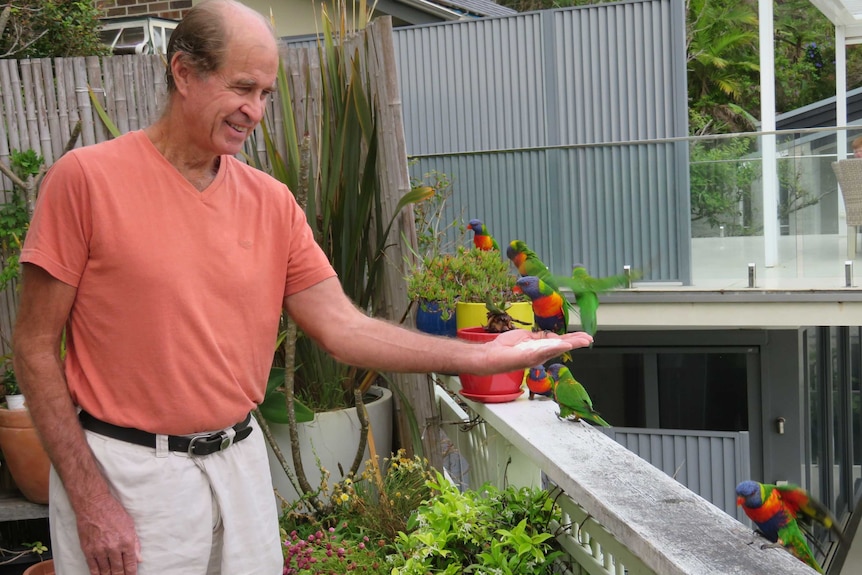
450, 245, 533, 330
405, 252, 460, 336
0, 362, 50, 503
248, 2, 432, 510
403, 170, 463, 337
2, 364, 24, 410
455, 299, 530, 402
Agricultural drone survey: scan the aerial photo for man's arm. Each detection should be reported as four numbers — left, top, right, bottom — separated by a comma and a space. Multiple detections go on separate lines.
284, 277, 593, 375
13, 263, 140, 575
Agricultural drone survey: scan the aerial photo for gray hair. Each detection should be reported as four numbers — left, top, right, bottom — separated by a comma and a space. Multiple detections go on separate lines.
165, 0, 275, 93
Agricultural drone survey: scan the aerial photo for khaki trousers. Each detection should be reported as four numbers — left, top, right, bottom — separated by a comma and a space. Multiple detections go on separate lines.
49, 417, 282, 575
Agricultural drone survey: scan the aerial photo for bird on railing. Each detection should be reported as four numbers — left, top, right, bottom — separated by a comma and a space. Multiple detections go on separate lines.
468, 218, 499, 251
526, 364, 553, 400
547, 363, 609, 427
735, 480, 845, 573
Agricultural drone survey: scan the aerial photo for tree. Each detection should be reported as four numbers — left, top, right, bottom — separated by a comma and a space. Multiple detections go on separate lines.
686, 0, 760, 135
0, 1, 110, 59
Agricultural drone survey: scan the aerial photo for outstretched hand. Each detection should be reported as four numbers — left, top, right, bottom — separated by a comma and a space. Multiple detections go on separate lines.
480, 329, 593, 374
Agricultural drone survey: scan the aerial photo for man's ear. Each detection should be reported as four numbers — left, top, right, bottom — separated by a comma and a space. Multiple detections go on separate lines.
171, 53, 193, 95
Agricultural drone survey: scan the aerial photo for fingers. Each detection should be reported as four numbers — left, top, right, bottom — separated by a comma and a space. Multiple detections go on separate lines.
89, 553, 137, 575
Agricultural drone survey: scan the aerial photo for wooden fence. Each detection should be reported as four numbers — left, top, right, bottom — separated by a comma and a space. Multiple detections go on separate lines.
0, 17, 440, 465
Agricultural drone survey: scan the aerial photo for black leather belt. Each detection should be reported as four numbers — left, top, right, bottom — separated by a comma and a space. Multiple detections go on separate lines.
79, 411, 253, 456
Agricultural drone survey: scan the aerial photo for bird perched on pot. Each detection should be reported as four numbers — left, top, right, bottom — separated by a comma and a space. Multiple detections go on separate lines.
547, 363, 609, 427
526, 364, 554, 400
735, 480, 845, 573
468, 219, 499, 251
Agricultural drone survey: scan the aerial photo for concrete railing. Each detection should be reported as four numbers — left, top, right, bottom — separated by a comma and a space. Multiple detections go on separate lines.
434, 375, 819, 575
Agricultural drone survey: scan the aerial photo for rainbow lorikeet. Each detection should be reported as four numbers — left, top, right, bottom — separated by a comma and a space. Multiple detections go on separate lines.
468, 219, 499, 251
553, 264, 633, 336
736, 480, 844, 573
547, 363, 609, 427
506, 240, 553, 284
514, 276, 571, 335
514, 276, 576, 361
526, 364, 553, 400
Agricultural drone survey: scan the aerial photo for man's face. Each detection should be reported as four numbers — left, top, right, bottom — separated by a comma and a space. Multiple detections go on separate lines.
180, 26, 278, 157
854, 147, 862, 159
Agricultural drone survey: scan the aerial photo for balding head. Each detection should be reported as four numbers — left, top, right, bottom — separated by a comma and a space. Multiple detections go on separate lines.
165, 0, 277, 94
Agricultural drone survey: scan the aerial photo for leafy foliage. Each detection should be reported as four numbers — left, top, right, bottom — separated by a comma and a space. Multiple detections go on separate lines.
0, 1, 110, 58
0, 149, 41, 291
280, 450, 436, 574
250, 4, 431, 412
389, 471, 564, 574
689, 136, 758, 233
406, 245, 526, 321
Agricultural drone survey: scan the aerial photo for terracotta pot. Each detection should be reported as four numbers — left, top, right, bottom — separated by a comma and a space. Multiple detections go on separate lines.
23, 560, 54, 575
456, 327, 525, 402
0, 408, 50, 504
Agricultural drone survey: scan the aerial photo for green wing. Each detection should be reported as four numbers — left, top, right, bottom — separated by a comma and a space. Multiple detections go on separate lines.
776, 522, 823, 573
554, 367, 610, 426
563, 268, 632, 294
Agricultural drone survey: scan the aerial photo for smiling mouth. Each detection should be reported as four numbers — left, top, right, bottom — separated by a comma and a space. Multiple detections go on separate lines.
226, 121, 247, 133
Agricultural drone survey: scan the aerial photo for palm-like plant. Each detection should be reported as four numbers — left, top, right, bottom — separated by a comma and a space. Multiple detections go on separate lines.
248, 1, 431, 509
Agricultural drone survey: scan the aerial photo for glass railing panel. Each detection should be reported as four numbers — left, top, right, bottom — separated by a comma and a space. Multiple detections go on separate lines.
689, 126, 858, 289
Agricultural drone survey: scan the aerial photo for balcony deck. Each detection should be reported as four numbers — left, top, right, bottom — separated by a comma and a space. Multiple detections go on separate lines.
594, 233, 862, 330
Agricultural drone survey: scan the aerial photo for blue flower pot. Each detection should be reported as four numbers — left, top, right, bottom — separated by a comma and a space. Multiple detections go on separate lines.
415, 301, 457, 337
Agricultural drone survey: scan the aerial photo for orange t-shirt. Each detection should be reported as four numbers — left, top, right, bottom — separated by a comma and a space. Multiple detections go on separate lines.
21, 131, 336, 434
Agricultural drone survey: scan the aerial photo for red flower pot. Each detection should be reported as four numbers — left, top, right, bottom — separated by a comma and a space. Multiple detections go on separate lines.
456, 327, 525, 402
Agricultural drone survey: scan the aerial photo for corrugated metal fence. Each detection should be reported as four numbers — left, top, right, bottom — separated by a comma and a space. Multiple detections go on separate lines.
601, 426, 751, 521
394, 0, 691, 283
0, 0, 690, 354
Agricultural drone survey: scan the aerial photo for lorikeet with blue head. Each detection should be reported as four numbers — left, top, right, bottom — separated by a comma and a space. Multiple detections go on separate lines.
735, 480, 845, 573
514, 276, 570, 335
468, 219, 499, 251
514, 276, 576, 361
526, 364, 553, 400
547, 363, 609, 427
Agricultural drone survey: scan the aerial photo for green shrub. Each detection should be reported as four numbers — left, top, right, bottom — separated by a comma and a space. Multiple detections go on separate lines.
1, 1, 110, 58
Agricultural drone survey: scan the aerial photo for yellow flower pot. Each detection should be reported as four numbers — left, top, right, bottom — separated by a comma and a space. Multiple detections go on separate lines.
455, 301, 534, 331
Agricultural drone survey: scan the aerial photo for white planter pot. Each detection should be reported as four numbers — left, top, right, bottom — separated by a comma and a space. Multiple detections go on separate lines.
5, 395, 25, 410
264, 385, 393, 503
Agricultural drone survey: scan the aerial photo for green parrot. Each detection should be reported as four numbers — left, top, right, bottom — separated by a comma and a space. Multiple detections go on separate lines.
736, 480, 846, 573
506, 240, 554, 285
468, 219, 499, 251
547, 363, 609, 427
553, 264, 634, 337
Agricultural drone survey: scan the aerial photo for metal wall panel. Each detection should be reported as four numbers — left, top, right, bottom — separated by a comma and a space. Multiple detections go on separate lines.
395, 0, 691, 283
602, 427, 751, 521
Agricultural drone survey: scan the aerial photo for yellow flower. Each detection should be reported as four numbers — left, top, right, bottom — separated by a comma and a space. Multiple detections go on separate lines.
340, 493, 349, 503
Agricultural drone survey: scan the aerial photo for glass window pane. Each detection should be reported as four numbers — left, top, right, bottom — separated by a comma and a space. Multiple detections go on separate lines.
657, 352, 748, 431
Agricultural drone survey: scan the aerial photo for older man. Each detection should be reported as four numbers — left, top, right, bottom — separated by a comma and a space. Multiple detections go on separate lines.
12, 1, 592, 574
